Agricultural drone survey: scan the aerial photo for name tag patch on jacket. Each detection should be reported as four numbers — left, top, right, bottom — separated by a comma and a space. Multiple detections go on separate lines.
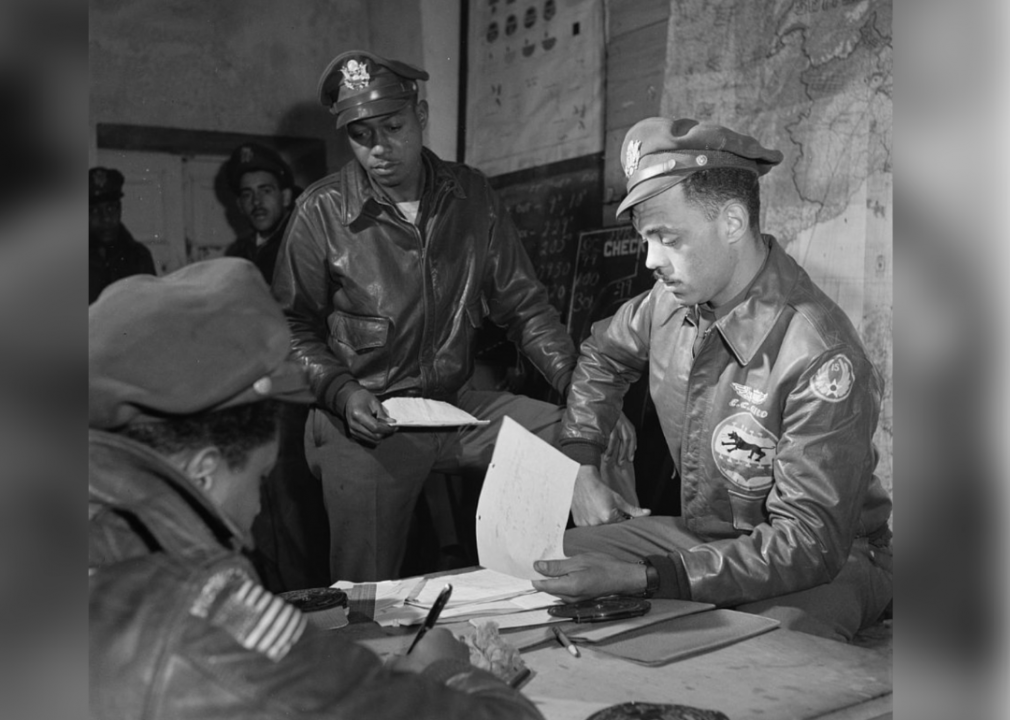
190, 569, 306, 662
809, 354, 855, 402
711, 413, 777, 491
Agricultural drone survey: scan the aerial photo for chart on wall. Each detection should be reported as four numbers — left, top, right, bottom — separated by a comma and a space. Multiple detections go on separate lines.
466, 0, 604, 176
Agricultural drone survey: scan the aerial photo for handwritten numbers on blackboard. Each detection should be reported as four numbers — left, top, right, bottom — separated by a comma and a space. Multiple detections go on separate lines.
491, 160, 603, 323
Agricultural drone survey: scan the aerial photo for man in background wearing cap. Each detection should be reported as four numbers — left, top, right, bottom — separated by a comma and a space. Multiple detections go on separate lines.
273, 50, 641, 582
89, 258, 544, 720
533, 118, 892, 642
223, 142, 329, 593
224, 142, 298, 283
89, 166, 155, 303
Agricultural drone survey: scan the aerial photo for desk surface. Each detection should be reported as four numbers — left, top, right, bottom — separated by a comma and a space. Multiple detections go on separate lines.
337, 571, 891, 720
519, 623, 891, 720
339, 614, 891, 720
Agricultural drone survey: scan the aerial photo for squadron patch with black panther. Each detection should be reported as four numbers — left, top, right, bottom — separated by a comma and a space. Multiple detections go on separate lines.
711, 413, 777, 491
190, 566, 306, 662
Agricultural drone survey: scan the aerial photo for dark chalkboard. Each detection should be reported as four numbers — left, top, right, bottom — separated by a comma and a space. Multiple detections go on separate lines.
490, 155, 604, 324
567, 224, 656, 343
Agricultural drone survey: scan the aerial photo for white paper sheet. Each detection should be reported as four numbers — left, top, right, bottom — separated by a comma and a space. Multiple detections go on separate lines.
410, 568, 535, 608
476, 416, 578, 580
468, 609, 562, 630
381, 397, 489, 427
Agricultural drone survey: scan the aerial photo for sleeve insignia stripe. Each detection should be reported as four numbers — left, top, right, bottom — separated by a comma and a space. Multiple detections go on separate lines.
207, 578, 307, 661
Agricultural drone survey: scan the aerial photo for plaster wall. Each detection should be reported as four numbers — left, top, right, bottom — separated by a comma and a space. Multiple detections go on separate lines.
91, 0, 460, 171
90, 0, 369, 171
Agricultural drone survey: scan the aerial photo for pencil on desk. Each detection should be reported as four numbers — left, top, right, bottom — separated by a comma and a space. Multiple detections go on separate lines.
552, 625, 580, 658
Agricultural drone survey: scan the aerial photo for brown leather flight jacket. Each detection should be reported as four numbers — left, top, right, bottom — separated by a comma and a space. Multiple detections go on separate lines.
89, 431, 543, 720
272, 149, 576, 415
561, 237, 892, 607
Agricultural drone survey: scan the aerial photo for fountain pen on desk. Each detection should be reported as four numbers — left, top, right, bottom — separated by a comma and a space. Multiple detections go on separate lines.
406, 583, 453, 654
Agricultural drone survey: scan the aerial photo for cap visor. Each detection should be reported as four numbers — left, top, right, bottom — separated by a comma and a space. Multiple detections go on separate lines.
337, 97, 413, 129
615, 174, 690, 219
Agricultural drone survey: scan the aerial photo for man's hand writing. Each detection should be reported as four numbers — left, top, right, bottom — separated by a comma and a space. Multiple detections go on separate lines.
344, 389, 396, 444
387, 628, 470, 674
570, 464, 650, 526
532, 553, 648, 603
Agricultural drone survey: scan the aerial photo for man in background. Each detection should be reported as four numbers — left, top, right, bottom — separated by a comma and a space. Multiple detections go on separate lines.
534, 118, 893, 642
224, 141, 328, 591
273, 50, 641, 583
224, 142, 297, 283
89, 166, 155, 303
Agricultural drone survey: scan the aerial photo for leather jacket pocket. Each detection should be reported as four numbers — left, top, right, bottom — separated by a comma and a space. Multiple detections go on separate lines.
330, 312, 389, 350
328, 312, 391, 387
727, 488, 768, 532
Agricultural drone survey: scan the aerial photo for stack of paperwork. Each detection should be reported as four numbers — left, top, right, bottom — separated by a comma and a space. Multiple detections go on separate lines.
333, 417, 578, 628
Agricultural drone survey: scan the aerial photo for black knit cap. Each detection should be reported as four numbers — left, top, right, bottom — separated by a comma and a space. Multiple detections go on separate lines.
89, 167, 125, 205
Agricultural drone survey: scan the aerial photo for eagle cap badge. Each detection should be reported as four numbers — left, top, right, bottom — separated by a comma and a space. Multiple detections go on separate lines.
624, 140, 642, 179
340, 58, 371, 90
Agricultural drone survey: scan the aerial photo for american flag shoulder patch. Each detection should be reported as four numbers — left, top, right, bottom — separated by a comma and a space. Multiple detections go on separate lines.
189, 567, 306, 662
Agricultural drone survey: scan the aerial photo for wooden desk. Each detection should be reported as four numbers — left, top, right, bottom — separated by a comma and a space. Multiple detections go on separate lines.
337, 572, 891, 720
520, 623, 891, 720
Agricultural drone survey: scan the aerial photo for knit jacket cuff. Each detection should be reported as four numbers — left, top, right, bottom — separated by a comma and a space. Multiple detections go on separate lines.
648, 552, 692, 600
559, 440, 604, 467
323, 377, 364, 416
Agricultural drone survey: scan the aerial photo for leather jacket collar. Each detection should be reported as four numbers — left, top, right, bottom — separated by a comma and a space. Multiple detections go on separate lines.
710, 235, 796, 367
339, 148, 467, 224
89, 430, 248, 558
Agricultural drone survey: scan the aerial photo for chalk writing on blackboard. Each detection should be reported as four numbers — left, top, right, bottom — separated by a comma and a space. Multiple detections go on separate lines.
491, 157, 603, 324
567, 225, 655, 344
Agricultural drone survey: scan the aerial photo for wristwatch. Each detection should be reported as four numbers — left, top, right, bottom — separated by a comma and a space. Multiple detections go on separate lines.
638, 558, 661, 598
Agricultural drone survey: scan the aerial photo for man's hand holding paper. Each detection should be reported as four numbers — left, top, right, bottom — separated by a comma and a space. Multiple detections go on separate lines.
532, 552, 649, 603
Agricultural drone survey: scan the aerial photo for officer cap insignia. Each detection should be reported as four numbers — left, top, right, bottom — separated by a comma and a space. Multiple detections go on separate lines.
624, 140, 642, 179
341, 58, 371, 90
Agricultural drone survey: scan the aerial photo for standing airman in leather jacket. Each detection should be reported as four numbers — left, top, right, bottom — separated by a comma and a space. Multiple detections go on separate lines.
273, 50, 640, 583
89, 259, 544, 720
534, 119, 892, 642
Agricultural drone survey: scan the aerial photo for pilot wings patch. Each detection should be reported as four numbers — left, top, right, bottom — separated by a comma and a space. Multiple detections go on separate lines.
731, 383, 768, 405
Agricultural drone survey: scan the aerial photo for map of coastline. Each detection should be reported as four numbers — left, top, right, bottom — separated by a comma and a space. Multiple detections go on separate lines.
660, 0, 893, 492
